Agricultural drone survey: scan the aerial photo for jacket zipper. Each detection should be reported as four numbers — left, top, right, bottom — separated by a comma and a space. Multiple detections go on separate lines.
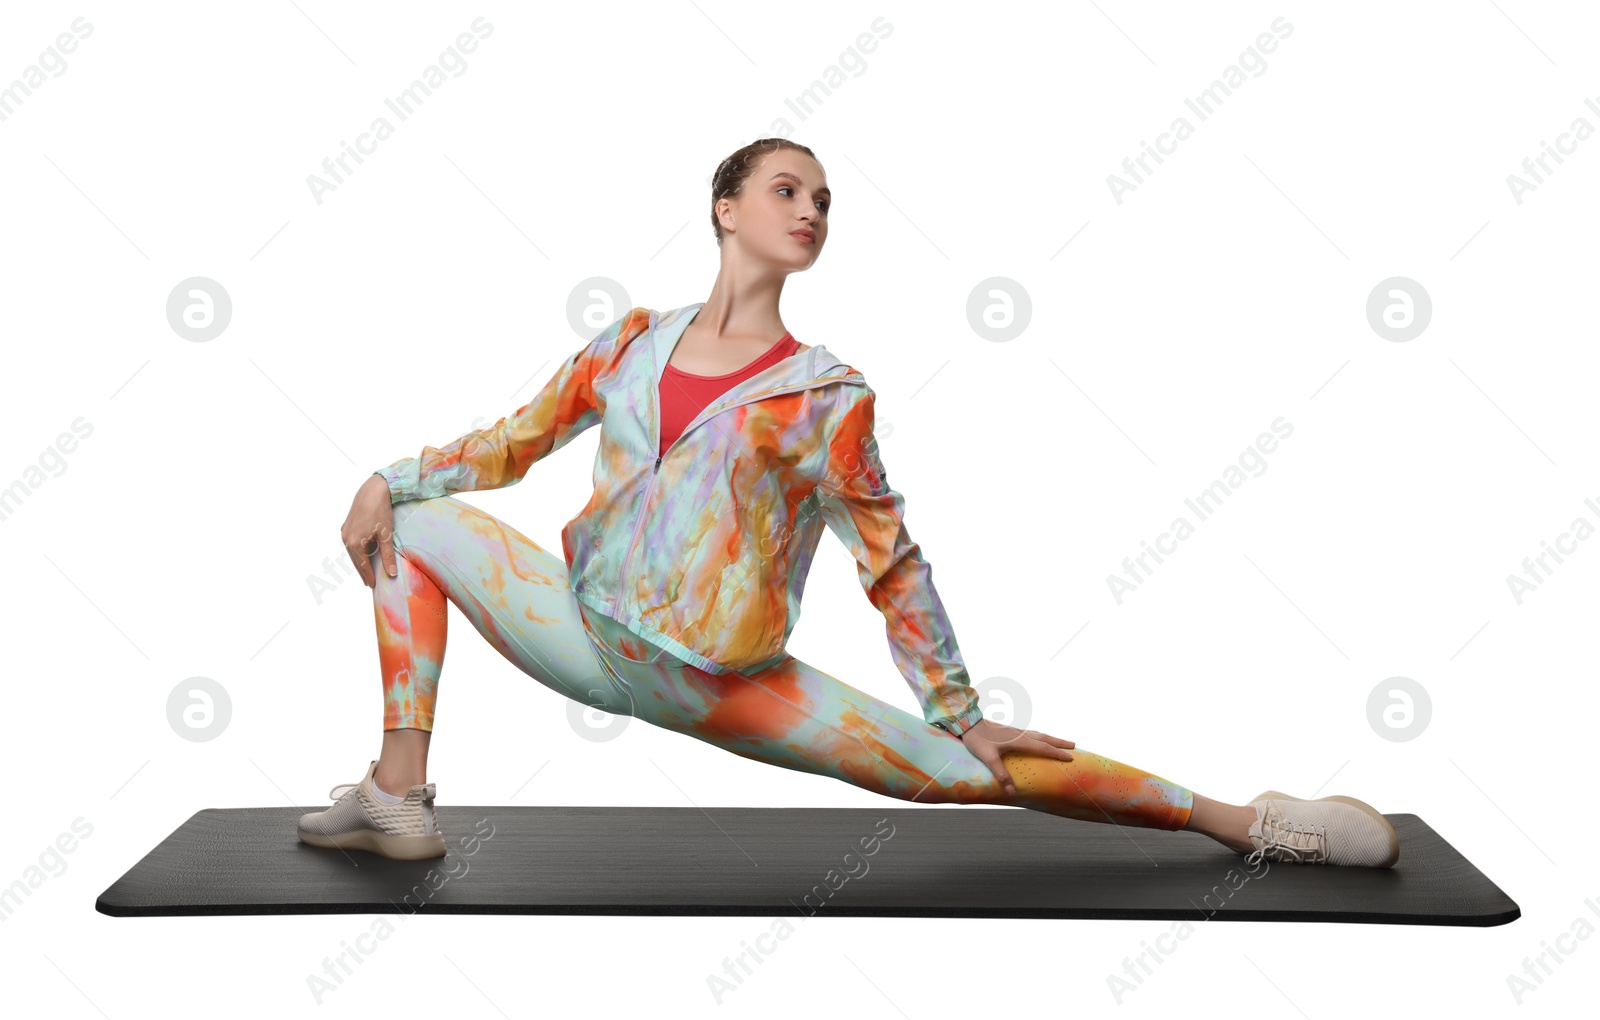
608, 374, 858, 617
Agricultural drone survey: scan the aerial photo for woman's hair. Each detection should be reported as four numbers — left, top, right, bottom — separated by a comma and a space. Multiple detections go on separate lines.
710, 138, 819, 246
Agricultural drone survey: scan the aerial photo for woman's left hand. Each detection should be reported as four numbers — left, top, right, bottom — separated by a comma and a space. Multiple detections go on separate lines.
959, 719, 1076, 795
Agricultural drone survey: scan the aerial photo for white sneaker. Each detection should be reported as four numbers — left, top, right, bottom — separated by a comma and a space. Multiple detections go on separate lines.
1244, 791, 1400, 868
296, 759, 447, 860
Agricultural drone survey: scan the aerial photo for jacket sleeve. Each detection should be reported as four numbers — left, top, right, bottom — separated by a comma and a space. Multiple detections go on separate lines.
812, 385, 985, 736
374, 310, 635, 503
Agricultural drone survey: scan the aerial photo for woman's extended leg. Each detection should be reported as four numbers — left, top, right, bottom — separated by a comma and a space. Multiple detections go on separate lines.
577, 605, 1254, 845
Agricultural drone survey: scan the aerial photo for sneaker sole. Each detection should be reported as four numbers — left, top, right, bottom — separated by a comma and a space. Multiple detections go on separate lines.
297, 826, 447, 860
1251, 789, 1400, 867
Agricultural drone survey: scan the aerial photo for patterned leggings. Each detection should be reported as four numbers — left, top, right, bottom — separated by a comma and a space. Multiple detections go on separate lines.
371, 495, 1195, 831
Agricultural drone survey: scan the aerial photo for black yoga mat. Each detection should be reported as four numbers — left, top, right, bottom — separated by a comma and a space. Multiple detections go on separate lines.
96, 805, 1519, 926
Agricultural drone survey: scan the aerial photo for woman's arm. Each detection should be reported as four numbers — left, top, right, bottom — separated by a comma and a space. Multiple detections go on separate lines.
814, 386, 985, 736
375, 311, 636, 503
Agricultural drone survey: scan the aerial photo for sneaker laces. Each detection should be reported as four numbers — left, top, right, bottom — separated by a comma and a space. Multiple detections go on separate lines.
1245, 810, 1330, 866
322, 778, 440, 837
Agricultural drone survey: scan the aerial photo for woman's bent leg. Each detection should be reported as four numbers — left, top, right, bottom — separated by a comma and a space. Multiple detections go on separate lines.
368, 496, 630, 771
579, 609, 1195, 832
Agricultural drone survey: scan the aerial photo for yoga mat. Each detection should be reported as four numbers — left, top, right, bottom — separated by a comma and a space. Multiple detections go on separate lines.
96, 805, 1518, 926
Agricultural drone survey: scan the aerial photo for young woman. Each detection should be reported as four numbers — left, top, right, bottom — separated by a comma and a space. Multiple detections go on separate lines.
297, 139, 1399, 869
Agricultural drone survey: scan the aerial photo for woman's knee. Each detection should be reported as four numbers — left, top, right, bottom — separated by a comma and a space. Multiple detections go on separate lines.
388, 494, 466, 549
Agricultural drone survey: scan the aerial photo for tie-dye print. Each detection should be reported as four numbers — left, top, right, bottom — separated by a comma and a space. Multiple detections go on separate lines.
371, 495, 1195, 830
377, 303, 984, 734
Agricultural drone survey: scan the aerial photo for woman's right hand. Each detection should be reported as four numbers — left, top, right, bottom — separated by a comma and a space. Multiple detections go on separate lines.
344, 473, 399, 588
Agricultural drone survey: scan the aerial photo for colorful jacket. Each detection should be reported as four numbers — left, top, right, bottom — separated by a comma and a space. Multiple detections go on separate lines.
375, 303, 985, 735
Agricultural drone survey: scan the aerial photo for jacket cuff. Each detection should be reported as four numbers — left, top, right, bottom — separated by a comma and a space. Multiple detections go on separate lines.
931, 699, 984, 737
374, 465, 412, 505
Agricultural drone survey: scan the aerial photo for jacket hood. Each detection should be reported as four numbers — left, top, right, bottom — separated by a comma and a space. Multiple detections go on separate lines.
650, 303, 865, 422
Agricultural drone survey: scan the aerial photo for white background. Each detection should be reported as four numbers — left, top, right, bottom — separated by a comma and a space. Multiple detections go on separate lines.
2, 1, 1595, 1015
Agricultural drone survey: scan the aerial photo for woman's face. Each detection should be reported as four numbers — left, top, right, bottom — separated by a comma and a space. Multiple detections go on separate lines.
721, 149, 830, 270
